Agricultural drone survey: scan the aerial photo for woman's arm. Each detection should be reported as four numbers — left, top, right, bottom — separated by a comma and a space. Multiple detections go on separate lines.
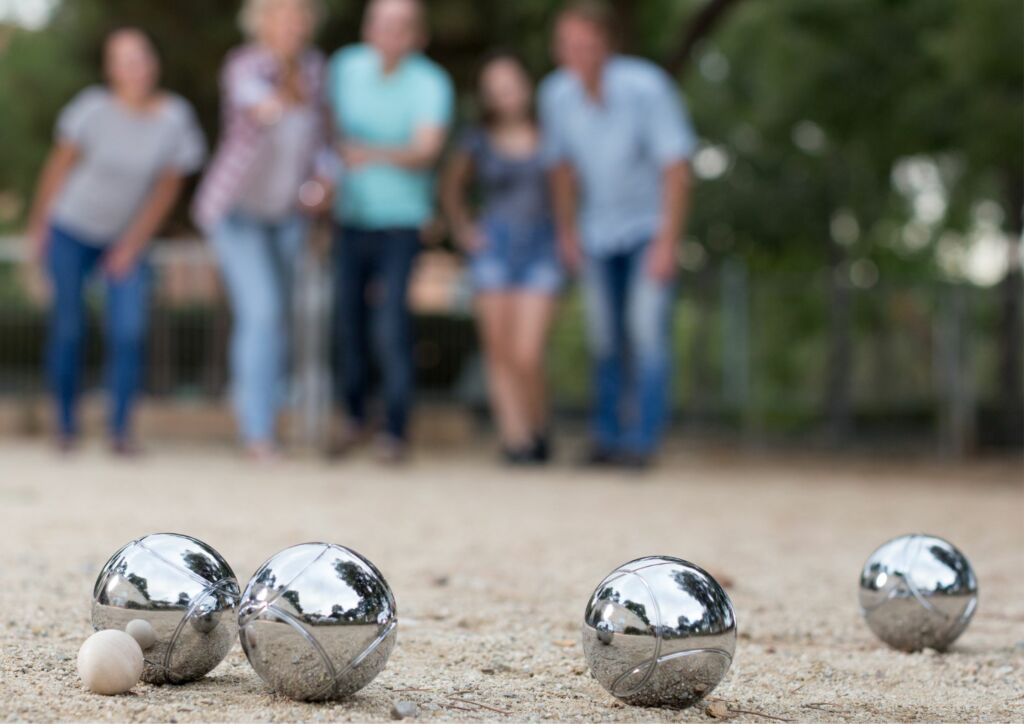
103, 170, 185, 279
439, 149, 481, 252
550, 161, 582, 274
299, 99, 341, 216
224, 51, 289, 127
25, 142, 80, 260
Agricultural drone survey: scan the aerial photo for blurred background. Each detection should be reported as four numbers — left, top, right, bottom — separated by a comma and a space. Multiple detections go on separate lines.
0, 0, 1021, 456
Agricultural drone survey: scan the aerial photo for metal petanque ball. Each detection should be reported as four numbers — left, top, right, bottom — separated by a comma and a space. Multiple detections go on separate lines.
582, 556, 737, 709
237, 543, 397, 701
859, 533, 978, 652
92, 533, 240, 684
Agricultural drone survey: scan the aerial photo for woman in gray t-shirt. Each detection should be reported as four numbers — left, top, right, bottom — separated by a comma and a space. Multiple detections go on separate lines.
25, 27, 206, 455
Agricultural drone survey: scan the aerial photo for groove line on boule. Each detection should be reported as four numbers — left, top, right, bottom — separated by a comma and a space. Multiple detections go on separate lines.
261, 604, 340, 700
610, 570, 663, 698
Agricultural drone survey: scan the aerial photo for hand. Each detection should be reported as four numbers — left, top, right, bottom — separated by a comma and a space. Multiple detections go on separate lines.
252, 96, 285, 126
646, 234, 679, 283
23, 225, 51, 304
298, 177, 334, 215
22, 258, 50, 305
27, 223, 48, 263
558, 227, 584, 276
103, 241, 143, 281
454, 222, 485, 253
340, 143, 378, 169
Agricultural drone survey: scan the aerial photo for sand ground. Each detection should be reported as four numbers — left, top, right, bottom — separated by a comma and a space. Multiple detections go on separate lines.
1, 441, 1022, 722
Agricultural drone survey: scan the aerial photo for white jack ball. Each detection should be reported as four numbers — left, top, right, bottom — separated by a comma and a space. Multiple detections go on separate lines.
125, 619, 157, 650
77, 630, 144, 695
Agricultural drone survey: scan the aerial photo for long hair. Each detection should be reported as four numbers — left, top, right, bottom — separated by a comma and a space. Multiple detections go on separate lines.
476, 49, 537, 130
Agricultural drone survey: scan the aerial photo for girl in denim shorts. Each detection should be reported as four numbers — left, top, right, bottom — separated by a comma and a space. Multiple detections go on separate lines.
441, 51, 562, 464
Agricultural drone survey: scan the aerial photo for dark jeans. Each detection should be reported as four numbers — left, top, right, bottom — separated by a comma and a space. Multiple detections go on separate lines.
46, 225, 152, 439
333, 225, 420, 440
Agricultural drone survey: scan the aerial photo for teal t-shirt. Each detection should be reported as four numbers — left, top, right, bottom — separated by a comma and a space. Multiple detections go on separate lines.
328, 44, 454, 229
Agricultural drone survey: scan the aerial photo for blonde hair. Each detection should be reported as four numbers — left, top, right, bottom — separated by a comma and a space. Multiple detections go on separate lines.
239, 0, 325, 39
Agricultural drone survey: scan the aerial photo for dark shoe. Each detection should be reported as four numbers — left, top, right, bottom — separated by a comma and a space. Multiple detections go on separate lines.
375, 435, 409, 465
56, 435, 77, 455
579, 446, 619, 468
616, 451, 654, 471
502, 446, 536, 466
327, 420, 367, 459
530, 433, 552, 464
110, 438, 143, 458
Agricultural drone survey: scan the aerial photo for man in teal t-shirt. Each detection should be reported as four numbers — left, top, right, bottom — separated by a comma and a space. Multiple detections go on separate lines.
327, 0, 454, 462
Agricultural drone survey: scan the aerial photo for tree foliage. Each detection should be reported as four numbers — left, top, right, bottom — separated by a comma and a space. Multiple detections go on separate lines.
0, 0, 1017, 275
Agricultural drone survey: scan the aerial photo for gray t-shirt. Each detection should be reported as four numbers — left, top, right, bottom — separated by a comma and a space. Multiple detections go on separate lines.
51, 86, 207, 244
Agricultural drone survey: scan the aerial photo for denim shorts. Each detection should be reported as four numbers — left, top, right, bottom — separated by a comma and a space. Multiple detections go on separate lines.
469, 218, 563, 294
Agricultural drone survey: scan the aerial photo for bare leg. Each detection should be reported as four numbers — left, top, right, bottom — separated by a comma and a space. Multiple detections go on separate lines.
477, 293, 533, 448
508, 292, 559, 438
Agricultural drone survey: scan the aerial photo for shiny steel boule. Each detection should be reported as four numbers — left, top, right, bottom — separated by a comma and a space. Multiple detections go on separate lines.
92, 533, 240, 684
582, 556, 737, 709
859, 533, 978, 652
238, 543, 397, 701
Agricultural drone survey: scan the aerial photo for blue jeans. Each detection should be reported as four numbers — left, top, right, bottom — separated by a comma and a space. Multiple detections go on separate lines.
470, 217, 563, 293
211, 212, 306, 444
582, 242, 676, 456
46, 225, 152, 439
333, 225, 420, 441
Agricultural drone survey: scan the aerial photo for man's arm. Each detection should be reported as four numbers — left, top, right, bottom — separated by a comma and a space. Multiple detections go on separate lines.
103, 171, 186, 279
647, 160, 692, 283
341, 125, 447, 171
550, 161, 583, 274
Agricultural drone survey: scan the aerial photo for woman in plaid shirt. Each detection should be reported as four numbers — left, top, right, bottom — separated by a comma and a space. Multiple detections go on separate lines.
193, 0, 335, 462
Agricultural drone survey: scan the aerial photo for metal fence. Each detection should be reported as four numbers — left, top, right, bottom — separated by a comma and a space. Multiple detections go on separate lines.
0, 236, 1018, 453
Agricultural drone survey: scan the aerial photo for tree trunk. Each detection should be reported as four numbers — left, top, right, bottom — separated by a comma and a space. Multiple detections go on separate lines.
825, 238, 853, 442
610, 0, 636, 52
665, 0, 746, 76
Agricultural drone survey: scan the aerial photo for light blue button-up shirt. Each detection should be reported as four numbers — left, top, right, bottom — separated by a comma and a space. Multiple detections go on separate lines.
539, 56, 697, 256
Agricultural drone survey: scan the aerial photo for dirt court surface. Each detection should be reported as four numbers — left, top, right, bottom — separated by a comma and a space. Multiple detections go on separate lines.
1, 441, 1022, 722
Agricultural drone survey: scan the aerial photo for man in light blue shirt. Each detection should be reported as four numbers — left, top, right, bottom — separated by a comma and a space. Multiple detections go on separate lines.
327, 0, 454, 461
540, 1, 697, 467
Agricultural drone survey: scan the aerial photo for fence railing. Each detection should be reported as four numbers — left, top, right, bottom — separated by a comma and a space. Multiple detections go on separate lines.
0, 235, 1018, 453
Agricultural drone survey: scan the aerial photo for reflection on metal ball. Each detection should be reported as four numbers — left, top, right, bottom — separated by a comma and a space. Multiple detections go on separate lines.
582, 556, 737, 709
92, 533, 240, 684
237, 543, 397, 701
859, 533, 978, 652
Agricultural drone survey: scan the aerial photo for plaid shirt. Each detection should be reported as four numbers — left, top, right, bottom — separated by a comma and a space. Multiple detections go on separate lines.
192, 44, 333, 232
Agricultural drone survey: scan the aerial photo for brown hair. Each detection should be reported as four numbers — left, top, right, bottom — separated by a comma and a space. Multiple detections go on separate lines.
476, 50, 537, 130
98, 26, 162, 70
557, 0, 617, 44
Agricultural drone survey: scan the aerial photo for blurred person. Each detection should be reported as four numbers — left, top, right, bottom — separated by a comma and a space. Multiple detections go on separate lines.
327, 0, 454, 463
540, 1, 697, 468
440, 51, 561, 465
25, 27, 206, 455
193, 0, 333, 462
